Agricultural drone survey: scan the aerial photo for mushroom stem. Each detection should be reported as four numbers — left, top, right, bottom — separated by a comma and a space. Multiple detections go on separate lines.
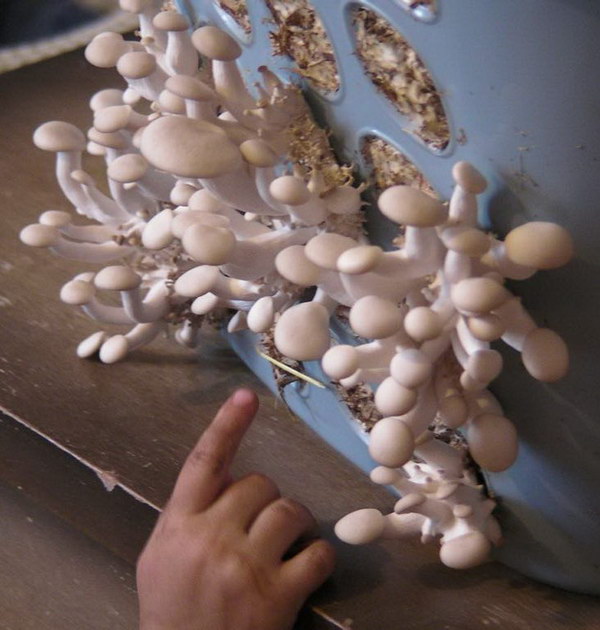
495, 297, 537, 351
120, 280, 171, 323
413, 432, 464, 479
448, 186, 478, 225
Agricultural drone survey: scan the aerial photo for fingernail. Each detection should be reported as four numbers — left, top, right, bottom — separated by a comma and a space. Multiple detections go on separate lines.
231, 388, 255, 407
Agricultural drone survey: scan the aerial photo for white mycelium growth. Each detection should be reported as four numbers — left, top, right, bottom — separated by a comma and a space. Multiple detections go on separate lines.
20, 3, 574, 570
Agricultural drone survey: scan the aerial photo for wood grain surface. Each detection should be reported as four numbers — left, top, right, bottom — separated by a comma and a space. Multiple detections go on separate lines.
0, 50, 599, 629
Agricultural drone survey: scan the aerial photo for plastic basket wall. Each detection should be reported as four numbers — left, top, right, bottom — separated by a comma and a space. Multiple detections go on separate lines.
178, 0, 600, 594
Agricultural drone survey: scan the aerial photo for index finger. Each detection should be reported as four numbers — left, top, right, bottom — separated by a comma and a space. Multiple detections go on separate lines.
167, 388, 259, 515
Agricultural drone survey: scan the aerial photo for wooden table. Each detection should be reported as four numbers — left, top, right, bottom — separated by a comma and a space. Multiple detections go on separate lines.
1, 50, 599, 629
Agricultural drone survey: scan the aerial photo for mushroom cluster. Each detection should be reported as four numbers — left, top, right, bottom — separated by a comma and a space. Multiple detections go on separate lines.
20, 2, 574, 570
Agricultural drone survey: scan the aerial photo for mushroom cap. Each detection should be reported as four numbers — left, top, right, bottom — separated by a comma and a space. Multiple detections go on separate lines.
90, 88, 124, 111
466, 413, 518, 472
334, 509, 385, 545
370, 466, 400, 485
174, 265, 219, 297
273, 302, 330, 361
117, 51, 157, 79
438, 395, 468, 429
99, 335, 129, 364
77, 331, 108, 358
504, 221, 574, 270
191, 292, 221, 315
466, 314, 505, 342
337, 245, 383, 275
369, 416, 415, 467
269, 176, 311, 206
403, 306, 443, 342
239, 139, 279, 168
275, 245, 321, 287
452, 161, 487, 194
20, 224, 59, 247
34, 121, 86, 152
39, 210, 71, 227
350, 295, 402, 339
466, 349, 503, 383
70, 169, 95, 186
94, 265, 141, 291
140, 116, 242, 178
323, 186, 362, 215
87, 127, 128, 150
107, 153, 148, 183
171, 210, 229, 239
321, 345, 359, 381
390, 349, 433, 389
119, 0, 149, 13
522, 328, 569, 382
247, 296, 276, 333
191, 25, 242, 61
440, 226, 491, 258
60, 280, 95, 305
94, 105, 135, 133
374, 377, 418, 417
157, 89, 186, 114
305, 233, 357, 271
153, 10, 189, 31
182, 223, 236, 265
85, 32, 128, 68
142, 208, 174, 250
188, 188, 229, 213
451, 277, 510, 314
377, 185, 446, 227
439, 532, 491, 570
170, 181, 197, 206
165, 75, 218, 102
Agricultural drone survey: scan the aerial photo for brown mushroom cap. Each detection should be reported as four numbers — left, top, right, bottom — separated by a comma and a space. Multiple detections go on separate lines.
403, 306, 443, 342
165, 75, 218, 102
275, 245, 321, 287
504, 221, 574, 270
239, 139, 279, 168
157, 89, 186, 114
19, 224, 59, 247
466, 413, 518, 472
522, 328, 569, 382
94, 105, 135, 134
182, 223, 236, 265
378, 185, 446, 227
273, 302, 330, 361
441, 226, 491, 258
439, 532, 491, 570
170, 181, 197, 206
94, 265, 142, 291
368, 416, 415, 467
87, 127, 128, 150
452, 161, 487, 194
39, 210, 72, 227
188, 189, 229, 213
60, 280, 95, 305
350, 295, 402, 339
321, 344, 359, 381
34, 121, 86, 152
390, 349, 433, 388
153, 10, 189, 31
334, 509, 385, 545
451, 277, 510, 314
107, 153, 149, 183
90, 88, 124, 111
140, 116, 242, 178
269, 176, 311, 206
85, 32, 128, 68
337, 245, 383, 275
374, 377, 418, 417
117, 51, 157, 79
466, 314, 505, 342
191, 25, 242, 61
466, 349, 503, 383
305, 233, 357, 271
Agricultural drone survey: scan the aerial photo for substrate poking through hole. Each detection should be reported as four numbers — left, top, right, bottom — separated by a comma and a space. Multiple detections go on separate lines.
218, 0, 251, 34
353, 6, 449, 150
265, 0, 340, 94
361, 135, 437, 197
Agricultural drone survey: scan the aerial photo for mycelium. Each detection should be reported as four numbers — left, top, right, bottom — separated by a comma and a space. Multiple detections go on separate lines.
20, 2, 574, 571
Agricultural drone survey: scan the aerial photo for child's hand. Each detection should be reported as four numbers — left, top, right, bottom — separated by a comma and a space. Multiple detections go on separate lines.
137, 388, 336, 630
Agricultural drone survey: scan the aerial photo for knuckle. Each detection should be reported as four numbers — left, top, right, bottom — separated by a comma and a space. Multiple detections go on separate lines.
187, 444, 225, 476
246, 472, 279, 496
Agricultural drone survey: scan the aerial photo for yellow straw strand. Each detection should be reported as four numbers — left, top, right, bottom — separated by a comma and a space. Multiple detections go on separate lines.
256, 348, 327, 389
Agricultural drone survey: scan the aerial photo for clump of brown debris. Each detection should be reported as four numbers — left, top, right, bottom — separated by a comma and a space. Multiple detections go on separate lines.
353, 7, 449, 151
218, 0, 251, 34
266, 0, 340, 94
